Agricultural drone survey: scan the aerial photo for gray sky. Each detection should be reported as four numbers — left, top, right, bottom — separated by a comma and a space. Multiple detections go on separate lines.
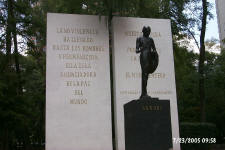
186, 0, 220, 53
205, 0, 219, 40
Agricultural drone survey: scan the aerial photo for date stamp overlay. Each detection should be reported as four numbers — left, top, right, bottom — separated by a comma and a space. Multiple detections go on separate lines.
173, 138, 216, 144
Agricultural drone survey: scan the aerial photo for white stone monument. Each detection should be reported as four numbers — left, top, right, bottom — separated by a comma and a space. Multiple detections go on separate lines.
46, 13, 112, 150
216, 0, 225, 48
112, 17, 180, 150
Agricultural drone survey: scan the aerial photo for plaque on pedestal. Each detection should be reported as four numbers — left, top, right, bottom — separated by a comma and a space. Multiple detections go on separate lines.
124, 97, 172, 150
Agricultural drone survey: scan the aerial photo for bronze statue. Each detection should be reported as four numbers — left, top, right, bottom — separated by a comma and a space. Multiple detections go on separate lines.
136, 26, 159, 99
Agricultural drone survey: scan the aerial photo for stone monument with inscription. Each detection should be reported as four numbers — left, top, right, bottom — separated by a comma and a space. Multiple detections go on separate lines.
123, 25, 172, 150
112, 17, 180, 150
46, 13, 112, 150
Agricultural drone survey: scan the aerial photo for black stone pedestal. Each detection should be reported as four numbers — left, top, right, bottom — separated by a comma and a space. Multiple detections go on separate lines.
124, 97, 172, 150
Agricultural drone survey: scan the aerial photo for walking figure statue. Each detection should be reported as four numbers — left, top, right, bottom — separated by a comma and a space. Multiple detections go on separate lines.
136, 26, 159, 99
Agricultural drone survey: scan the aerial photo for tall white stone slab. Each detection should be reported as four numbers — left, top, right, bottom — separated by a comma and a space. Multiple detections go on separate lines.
112, 17, 180, 150
46, 13, 112, 150
216, 0, 225, 48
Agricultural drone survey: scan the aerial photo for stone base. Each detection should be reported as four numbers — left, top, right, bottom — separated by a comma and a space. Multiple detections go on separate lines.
124, 97, 173, 150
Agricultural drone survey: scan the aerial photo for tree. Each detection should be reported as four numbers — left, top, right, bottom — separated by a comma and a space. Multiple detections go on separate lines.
173, 43, 200, 121
176, 0, 212, 122
198, 0, 208, 122
0, 0, 46, 149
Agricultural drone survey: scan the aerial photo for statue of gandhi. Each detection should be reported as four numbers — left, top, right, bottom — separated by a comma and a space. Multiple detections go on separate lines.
136, 26, 159, 99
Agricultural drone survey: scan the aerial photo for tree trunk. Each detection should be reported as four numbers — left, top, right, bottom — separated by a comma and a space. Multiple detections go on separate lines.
2, 0, 13, 73
6, 0, 13, 57
199, 0, 207, 122
3, 128, 9, 150
10, 0, 22, 95
12, 25, 22, 95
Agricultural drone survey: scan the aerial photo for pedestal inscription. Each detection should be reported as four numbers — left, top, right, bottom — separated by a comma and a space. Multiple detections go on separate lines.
124, 97, 172, 150
46, 13, 112, 150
